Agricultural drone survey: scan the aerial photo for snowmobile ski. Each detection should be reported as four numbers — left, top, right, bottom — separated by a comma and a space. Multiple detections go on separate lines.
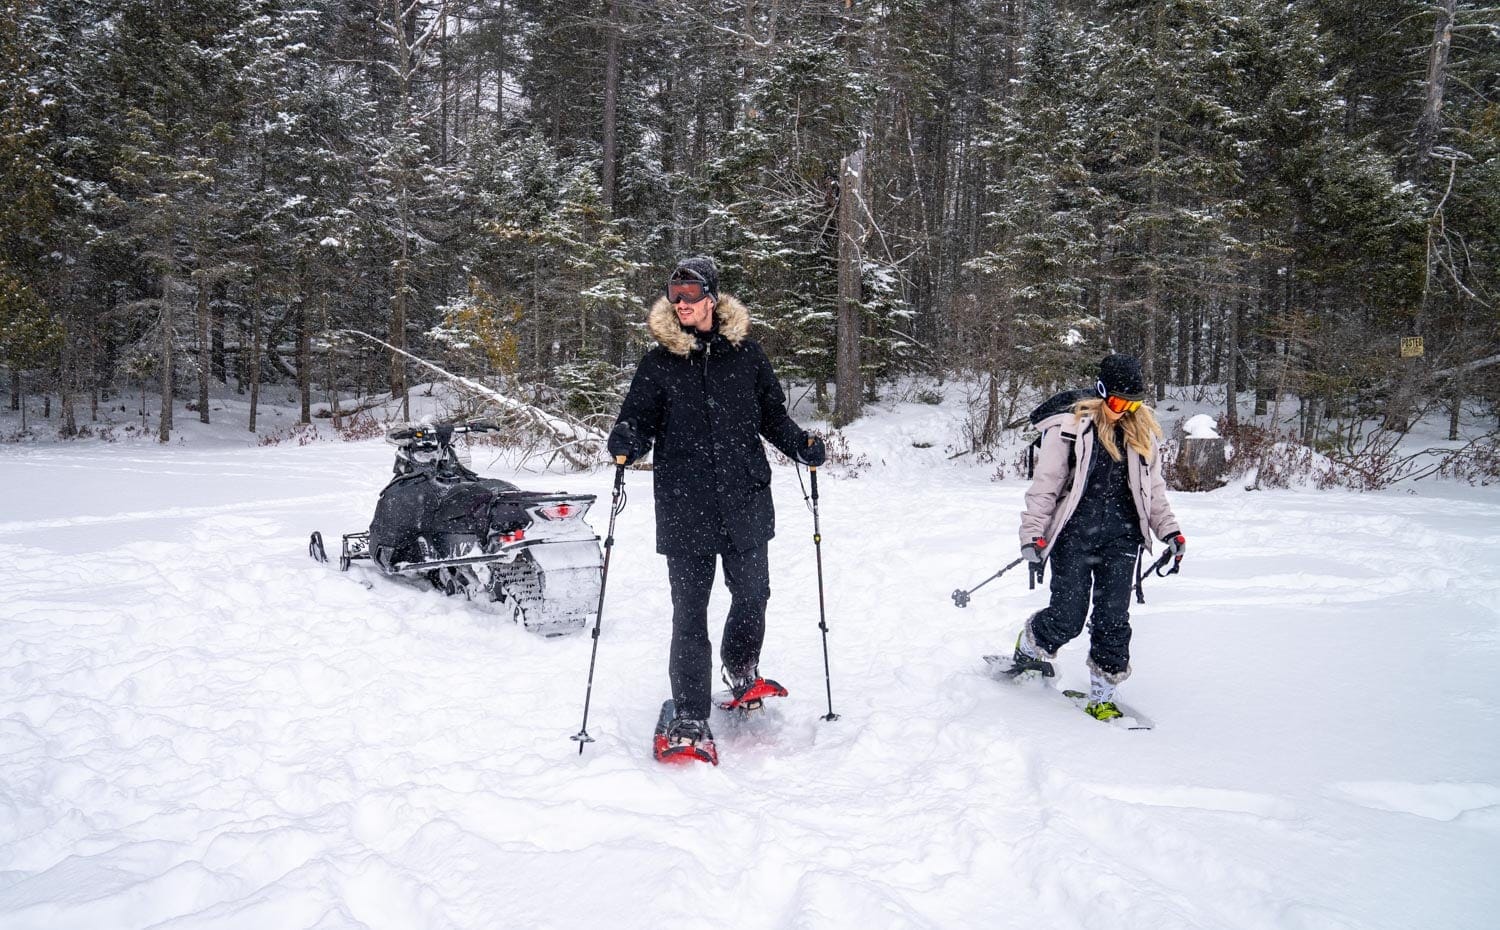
652, 699, 719, 766
982, 655, 1153, 730
715, 677, 788, 713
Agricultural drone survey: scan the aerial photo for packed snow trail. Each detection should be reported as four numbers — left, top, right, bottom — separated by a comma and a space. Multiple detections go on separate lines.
2, 433, 1498, 929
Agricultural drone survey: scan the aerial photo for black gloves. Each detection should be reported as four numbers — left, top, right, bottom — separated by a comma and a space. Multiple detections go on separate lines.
607, 420, 647, 464
796, 432, 827, 466
1021, 537, 1047, 564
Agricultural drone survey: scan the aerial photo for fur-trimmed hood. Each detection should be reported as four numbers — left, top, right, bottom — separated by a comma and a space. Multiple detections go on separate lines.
646, 293, 751, 356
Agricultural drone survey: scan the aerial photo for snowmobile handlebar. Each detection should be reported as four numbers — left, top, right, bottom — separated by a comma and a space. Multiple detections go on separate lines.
386, 418, 503, 446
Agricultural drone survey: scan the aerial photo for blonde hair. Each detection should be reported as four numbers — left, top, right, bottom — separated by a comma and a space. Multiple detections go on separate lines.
1071, 397, 1164, 463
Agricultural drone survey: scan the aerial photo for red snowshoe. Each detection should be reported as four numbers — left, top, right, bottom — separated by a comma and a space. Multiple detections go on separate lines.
717, 676, 788, 713
652, 700, 718, 766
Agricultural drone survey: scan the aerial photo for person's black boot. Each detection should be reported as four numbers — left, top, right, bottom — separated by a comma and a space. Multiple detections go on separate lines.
1010, 633, 1056, 678
720, 665, 788, 711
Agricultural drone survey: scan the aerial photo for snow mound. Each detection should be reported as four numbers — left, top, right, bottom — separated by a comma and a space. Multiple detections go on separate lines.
1183, 414, 1221, 439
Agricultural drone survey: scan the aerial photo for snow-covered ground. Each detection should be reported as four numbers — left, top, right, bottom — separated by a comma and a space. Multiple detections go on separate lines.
2, 390, 1498, 929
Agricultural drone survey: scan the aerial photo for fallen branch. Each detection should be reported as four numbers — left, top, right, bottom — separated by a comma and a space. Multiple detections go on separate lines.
334, 329, 606, 470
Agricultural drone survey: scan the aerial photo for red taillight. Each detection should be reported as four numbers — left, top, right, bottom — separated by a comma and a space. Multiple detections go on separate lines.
499, 529, 525, 543
537, 503, 573, 520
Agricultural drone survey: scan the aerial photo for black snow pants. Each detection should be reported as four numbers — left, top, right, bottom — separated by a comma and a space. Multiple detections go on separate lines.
1031, 529, 1140, 676
665, 542, 771, 719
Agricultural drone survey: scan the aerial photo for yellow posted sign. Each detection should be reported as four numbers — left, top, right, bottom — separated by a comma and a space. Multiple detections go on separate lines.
1400, 336, 1424, 358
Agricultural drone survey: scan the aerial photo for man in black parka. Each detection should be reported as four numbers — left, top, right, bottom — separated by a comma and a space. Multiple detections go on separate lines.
608, 256, 825, 757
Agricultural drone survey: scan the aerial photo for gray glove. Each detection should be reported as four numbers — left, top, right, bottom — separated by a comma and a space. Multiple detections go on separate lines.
1021, 537, 1047, 564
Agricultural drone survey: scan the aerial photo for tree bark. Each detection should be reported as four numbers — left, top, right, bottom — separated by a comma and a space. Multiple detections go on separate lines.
298, 292, 311, 424
197, 275, 210, 423
834, 148, 866, 427
248, 278, 262, 433
495, 0, 506, 122
158, 266, 174, 443
1412, 0, 1455, 173
211, 288, 226, 384
601, 0, 621, 214
60, 326, 76, 436
1224, 292, 1240, 427
439, 8, 448, 166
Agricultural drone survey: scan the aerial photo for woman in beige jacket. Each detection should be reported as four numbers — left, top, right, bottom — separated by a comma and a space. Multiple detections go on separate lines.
1011, 354, 1185, 720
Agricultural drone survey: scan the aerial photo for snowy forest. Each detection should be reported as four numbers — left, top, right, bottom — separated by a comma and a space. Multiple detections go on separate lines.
2, 0, 1498, 461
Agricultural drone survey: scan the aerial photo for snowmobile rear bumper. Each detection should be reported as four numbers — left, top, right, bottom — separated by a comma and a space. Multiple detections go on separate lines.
334, 531, 603, 635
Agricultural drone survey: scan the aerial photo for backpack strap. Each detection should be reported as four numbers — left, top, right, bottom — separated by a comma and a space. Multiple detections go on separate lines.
1026, 417, 1093, 481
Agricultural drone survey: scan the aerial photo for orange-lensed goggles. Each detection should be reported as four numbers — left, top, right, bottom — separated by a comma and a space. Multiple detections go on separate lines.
1103, 394, 1143, 414
667, 282, 708, 304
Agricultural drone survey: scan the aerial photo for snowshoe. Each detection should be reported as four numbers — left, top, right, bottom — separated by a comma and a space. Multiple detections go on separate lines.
717, 667, 788, 712
1061, 690, 1154, 730
652, 700, 718, 766
1084, 700, 1123, 721
983, 649, 1054, 681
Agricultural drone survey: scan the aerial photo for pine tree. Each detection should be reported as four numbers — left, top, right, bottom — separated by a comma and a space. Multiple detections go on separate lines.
970, 0, 1102, 440
0, 0, 65, 423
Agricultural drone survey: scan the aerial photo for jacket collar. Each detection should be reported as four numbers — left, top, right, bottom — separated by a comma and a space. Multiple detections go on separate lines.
646, 293, 750, 356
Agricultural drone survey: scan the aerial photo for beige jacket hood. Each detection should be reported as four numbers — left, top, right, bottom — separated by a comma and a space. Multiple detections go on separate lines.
1019, 410, 1181, 555
646, 293, 751, 356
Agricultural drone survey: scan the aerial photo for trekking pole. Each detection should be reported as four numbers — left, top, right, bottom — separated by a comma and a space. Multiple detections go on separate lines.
951, 557, 1026, 608
808, 466, 839, 722
1133, 544, 1182, 604
572, 456, 629, 754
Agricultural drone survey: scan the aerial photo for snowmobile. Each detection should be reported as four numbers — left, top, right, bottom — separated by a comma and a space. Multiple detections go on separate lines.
308, 418, 603, 635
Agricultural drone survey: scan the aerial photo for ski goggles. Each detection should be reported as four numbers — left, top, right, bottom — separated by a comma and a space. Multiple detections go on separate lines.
1096, 378, 1144, 414
667, 282, 709, 304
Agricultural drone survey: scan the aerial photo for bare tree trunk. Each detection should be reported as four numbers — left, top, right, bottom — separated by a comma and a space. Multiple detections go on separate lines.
833, 148, 866, 427
89, 329, 99, 421
1224, 292, 1240, 427
1143, 1, 1164, 398
158, 267, 174, 443
211, 290, 226, 383
1177, 283, 1191, 388
1448, 367, 1463, 440
325, 292, 342, 429
495, 0, 506, 123
197, 275, 210, 423
601, 0, 621, 213
9, 368, 17, 409
981, 368, 1000, 447
1413, 0, 1455, 173
439, 7, 448, 166
298, 290, 311, 424
60, 327, 76, 436
248, 278, 262, 433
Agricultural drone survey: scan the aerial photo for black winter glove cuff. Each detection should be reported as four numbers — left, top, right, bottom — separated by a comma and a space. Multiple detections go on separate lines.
607, 420, 646, 464
796, 432, 827, 467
